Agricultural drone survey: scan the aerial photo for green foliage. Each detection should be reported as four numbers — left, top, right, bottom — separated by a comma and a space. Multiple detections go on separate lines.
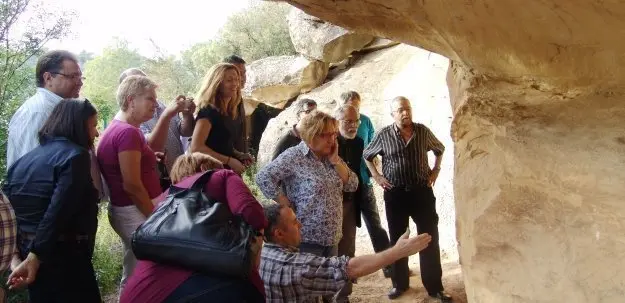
0, 0, 75, 178
219, 2, 296, 61
92, 206, 123, 296
81, 39, 145, 126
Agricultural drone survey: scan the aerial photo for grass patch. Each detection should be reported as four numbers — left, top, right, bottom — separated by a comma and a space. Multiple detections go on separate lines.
92, 204, 123, 297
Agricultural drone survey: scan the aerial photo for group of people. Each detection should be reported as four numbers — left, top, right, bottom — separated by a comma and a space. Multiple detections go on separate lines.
0, 48, 452, 303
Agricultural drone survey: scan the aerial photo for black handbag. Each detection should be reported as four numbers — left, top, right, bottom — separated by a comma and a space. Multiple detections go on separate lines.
131, 170, 258, 278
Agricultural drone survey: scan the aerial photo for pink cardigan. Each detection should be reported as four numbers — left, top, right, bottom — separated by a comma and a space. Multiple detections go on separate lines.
120, 169, 268, 303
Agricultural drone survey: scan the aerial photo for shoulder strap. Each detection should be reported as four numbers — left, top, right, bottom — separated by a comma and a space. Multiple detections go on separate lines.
190, 170, 215, 190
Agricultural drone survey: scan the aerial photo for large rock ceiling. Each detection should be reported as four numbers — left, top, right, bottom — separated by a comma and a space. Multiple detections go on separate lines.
277, 1, 625, 302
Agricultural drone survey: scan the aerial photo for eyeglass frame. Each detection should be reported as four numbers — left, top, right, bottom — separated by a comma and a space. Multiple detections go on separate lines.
51, 72, 86, 81
339, 118, 361, 126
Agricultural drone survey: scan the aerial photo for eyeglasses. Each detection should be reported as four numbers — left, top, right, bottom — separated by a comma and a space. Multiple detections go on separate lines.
340, 119, 361, 126
317, 132, 338, 140
52, 72, 86, 81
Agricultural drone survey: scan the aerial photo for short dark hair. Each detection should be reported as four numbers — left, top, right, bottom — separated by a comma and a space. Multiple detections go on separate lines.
38, 99, 97, 149
296, 98, 317, 114
339, 91, 361, 105
36, 50, 78, 87
263, 203, 287, 243
222, 55, 246, 65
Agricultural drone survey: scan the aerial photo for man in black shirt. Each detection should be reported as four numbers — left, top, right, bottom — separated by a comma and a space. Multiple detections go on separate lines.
363, 96, 452, 302
271, 98, 317, 160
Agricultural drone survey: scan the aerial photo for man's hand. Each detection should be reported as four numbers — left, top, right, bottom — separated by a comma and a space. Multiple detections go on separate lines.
8, 253, 40, 289
163, 95, 187, 118
428, 168, 440, 187
395, 230, 432, 256
373, 174, 393, 190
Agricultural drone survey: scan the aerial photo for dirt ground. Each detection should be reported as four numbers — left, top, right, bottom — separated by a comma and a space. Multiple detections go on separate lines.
349, 223, 466, 303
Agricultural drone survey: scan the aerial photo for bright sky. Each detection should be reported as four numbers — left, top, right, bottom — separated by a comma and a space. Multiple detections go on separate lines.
45, 0, 253, 57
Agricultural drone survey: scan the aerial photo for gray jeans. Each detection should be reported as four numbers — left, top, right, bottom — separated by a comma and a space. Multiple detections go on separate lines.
108, 204, 147, 300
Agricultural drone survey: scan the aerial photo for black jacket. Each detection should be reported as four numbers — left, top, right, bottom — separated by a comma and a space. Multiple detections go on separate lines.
338, 135, 364, 227
3, 137, 99, 262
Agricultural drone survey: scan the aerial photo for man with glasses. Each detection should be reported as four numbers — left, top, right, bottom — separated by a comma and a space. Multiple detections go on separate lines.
271, 98, 317, 160
334, 104, 364, 302
7, 50, 84, 167
363, 96, 451, 302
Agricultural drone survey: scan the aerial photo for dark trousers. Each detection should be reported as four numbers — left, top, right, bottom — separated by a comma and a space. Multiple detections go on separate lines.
164, 273, 264, 303
25, 243, 101, 303
384, 185, 443, 295
337, 199, 358, 302
360, 185, 391, 253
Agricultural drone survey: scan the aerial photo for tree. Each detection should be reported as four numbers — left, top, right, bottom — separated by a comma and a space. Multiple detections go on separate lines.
219, 2, 296, 61
144, 40, 197, 102
180, 2, 296, 83
81, 39, 145, 127
0, 0, 75, 175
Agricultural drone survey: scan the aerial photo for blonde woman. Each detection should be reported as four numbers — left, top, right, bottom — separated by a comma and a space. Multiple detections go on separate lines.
190, 63, 253, 174
256, 110, 358, 258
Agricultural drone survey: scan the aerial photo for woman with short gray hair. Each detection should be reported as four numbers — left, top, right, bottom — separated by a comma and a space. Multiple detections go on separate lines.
256, 110, 359, 258
97, 75, 164, 296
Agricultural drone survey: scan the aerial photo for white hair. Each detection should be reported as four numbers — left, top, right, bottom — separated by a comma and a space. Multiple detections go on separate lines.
116, 75, 157, 110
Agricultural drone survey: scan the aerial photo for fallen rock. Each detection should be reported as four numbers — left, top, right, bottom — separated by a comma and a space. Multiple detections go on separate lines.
287, 7, 374, 63
243, 55, 329, 108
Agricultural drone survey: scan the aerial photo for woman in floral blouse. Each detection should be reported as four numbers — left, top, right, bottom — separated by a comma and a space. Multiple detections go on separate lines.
256, 110, 358, 258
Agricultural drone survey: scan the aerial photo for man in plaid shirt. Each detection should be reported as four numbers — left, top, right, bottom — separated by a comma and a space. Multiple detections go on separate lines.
260, 203, 432, 302
0, 189, 17, 299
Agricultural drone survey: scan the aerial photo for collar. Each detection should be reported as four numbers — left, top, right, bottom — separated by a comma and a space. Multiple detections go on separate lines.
392, 122, 416, 134
296, 141, 312, 156
37, 88, 63, 103
264, 242, 299, 253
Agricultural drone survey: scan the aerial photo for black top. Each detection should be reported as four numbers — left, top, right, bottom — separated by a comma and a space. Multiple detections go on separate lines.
363, 123, 445, 186
3, 137, 99, 262
271, 125, 302, 160
223, 101, 247, 153
196, 106, 236, 158
338, 135, 364, 227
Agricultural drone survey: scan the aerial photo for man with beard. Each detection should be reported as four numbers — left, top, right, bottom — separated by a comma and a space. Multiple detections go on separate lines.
334, 104, 365, 303
7, 50, 83, 167
363, 96, 451, 302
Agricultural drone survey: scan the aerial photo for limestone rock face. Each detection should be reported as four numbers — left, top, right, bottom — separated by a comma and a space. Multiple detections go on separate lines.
287, 7, 374, 63
277, 1, 625, 302
242, 55, 329, 108
256, 44, 458, 259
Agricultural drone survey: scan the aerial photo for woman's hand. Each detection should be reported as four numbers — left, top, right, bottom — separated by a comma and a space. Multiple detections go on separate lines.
237, 153, 255, 167
7, 253, 40, 289
227, 157, 246, 175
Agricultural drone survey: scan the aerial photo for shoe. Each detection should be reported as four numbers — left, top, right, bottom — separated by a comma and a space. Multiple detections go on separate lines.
387, 287, 407, 300
430, 291, 452, 302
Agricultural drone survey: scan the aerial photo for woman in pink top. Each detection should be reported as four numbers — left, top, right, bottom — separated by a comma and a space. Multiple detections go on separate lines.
97, 75, 165, 295
120, 153, 267, 303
